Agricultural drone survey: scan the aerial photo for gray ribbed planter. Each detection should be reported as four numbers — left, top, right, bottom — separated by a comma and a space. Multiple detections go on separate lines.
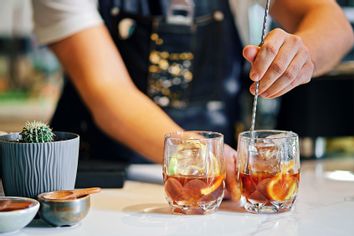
0, 132, 79, 199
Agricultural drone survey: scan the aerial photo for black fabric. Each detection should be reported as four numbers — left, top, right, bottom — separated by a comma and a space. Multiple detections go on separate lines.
51, 0, 244, 163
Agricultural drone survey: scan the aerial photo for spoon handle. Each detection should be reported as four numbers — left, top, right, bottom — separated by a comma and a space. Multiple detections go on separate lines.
72, 187, 102, 197
250, 0, 272, 133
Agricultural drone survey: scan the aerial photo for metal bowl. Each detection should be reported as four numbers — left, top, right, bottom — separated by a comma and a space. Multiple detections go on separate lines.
0, 197, 39, 233
37, 192, 90, 227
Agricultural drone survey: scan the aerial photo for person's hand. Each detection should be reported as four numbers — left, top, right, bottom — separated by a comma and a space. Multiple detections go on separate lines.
243, 28, 315, 98
224, 144, 241, 201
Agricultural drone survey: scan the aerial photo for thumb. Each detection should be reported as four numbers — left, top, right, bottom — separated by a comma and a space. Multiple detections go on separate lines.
224, 145, 241, 201
242, 45, 260, 63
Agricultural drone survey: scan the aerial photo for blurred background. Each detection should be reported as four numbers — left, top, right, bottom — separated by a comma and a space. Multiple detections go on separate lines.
0, 0, 62, 132
0, 0, 353, 160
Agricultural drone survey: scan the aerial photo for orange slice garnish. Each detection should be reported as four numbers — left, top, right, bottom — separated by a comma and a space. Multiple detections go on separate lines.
267, 174, 297, 201
200, 176, 224, 196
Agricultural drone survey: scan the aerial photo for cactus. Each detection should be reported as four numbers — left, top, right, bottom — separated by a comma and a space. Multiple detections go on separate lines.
20, 121, 55, 143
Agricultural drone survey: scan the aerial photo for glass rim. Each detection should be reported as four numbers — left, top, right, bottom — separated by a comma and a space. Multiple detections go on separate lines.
239, 130, 298, 140
164, 130, 224, 141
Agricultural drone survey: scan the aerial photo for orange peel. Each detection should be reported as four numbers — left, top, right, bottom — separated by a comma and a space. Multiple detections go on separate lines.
267, 174, 297, 201
200, 175, 224, 196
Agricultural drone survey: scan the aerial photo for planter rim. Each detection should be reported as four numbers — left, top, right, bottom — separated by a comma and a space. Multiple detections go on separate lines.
0, 132, 79, 145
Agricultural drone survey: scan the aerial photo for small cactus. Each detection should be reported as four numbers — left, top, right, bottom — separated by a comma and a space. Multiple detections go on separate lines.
20, 121, 55, 143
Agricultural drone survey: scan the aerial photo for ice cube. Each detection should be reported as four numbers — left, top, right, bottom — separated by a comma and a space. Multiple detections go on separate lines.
173, 139, 208, 176
265, 132, 290, 140
255, 141, 279, 160
248, 141, 281, 174
265, 132, 292, 162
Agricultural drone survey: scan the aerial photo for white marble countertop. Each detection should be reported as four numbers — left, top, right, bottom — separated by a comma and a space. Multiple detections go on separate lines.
9, 157, 354, 236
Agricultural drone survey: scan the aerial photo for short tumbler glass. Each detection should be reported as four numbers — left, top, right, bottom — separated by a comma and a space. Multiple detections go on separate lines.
163, 131, 225, 214
237, 130, 300, 213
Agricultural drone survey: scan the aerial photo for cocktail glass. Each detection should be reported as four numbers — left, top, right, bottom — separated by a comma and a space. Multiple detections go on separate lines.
237, 130, 300, 213
163, 131, 225, 214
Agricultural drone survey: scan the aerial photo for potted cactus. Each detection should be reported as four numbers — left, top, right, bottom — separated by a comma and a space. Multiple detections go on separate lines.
0, 121, 80, 199
20, 121, 55, 143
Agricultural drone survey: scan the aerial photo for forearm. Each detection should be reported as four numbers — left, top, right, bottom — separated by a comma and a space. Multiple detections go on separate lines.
295, 5, 354, 76
91, 83, 181, 163
272, 0, 354, 76
51, 25, 182, 163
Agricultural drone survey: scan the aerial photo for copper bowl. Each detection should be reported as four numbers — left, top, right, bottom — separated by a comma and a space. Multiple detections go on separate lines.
37, 192, 90, 227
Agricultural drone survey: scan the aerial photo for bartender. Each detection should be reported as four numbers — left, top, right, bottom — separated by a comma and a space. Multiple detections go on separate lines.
32, 0, 353, 199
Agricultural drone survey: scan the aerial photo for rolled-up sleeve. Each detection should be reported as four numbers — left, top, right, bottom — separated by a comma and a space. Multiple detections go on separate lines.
32, 0, 103, 45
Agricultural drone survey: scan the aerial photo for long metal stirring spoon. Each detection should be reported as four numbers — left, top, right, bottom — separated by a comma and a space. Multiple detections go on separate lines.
250, 0, 272, 133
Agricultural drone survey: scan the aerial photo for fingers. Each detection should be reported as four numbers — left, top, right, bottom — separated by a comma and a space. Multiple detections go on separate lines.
245, 28, 315, 98
267, 62, 313, 98
248, 29, 287, 82
255, 36, 302, 96
243, 45, 259, 63
256, 49, 308, 97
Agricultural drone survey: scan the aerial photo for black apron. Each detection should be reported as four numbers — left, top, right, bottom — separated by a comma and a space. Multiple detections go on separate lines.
51, 0, 244, 163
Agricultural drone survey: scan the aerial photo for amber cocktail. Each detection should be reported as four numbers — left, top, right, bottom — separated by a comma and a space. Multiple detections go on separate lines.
237, 130, 300, 213
163, 131, 225, 214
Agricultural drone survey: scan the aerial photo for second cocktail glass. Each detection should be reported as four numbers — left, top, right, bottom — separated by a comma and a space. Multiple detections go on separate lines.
237, 130, 300, 214
163, 131, 225, 214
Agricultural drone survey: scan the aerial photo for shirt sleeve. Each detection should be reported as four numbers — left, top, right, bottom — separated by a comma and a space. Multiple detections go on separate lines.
230, 0, 275, 45
32, 0, 103, 45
